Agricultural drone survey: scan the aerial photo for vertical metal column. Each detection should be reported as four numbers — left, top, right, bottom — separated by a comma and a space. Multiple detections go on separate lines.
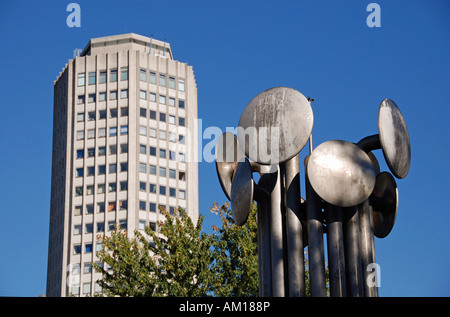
325, 203, 347, 297
343, 206, 364, 297
269, 168, 285, 297
304, 156, 327, 297
285, 155, 306, 297
359, 200, 378, 297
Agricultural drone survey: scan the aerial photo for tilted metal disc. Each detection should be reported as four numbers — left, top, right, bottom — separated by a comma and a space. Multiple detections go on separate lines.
378, 99, 411, 179
307, 140, 377, 207
369, 171, 398, 238
230, 158, 254, 226
237, 87, 313, 165
215, 132, 245, 200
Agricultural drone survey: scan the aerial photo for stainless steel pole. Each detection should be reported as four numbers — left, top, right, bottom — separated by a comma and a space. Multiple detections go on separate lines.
304, 155, 327, 297
325, 202, 347, 297
359, 200, 378, 297
285, 154, 306, 297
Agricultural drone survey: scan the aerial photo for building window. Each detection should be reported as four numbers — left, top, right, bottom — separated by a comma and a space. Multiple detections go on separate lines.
179, 171, 186, 181
149, 128, 157, 138
160, 186, 166, 195
179, 153, 185, 162
110, 69, 117, 82
85, 243, 93, 253
98, 146, 106, 156
99, 71, 107, 84
88, 93, 96, 103
120, 181, 128, 191
178, 79, 185, 91
160, 149, 166, 158
139, 126, 147, 136
73, 244, 81, 255
97, 202, 105, 213
74, 205, 82, 216
139, 201, 146, 211
169, 188, 176, 197
108, 202, 116, 212
169, 77, 175, 89
77, 149, 84, 159
108, 183, 116, 192
139, 144, 146, 154
78, 95, 85, 104
120, 143, 128, 153
98, 128, 106, 138
179, 135, 185, 144
119, 200, 127, 210
179, 117, 185, 126
77, 73, 85, 86
179, 100, 185, 109
149, 165, 157, 175
120, 162, 128, 172
149, 183, 156, 193
160, 167, 166, 177
139, 220, 146, 230
98, 165, 106, 175
86, 166, 94, 176
74, 225, 82, 235
179, 190, 186, 199
149, 92, 156, 102
140, 69, 147, 82
99, 91, 107, 102
84, 262, 92, 274
110, 90, 117, 100
108, 221, 115, 231
110, 127, 117, 136
109, 164, 117, 173
120, 67, 128, 81
75, 187, 83, 196
139, 163, 147, 173
169, 169, 176, 179
169, 97, 175, 107
140, 90, 146, 100
149, 203, 156, 212
97, 222, 105, 233
120, 125, 128, 135
121, 89, 128, 99
149, 72, 156, 84
139, 181, 146, 191
169, 132, 176, 142
110, 108, 118, 119
77, 113, 85, 122
109, 144, 117, 155
159, 113, 166, 122
150, 147, 156, 156
86, 185, 94, 195
85, 223, 93, 234
119, 219, 127, 229
76, 168, 83, 178
140, 108, 147, 117
88, 111, 96, 121
99, 110, 107, 119
98, 183, 105, 194
159, 74, 166, 86
76, 131, 84, 140
87, 129, 95, 139
88, 72, 96, 85
169, 151, 176, 160
86, 204, 94, 214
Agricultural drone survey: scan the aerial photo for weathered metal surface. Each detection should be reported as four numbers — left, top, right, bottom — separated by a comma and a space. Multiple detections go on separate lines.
370, 171, 398, 238
307, 140, 377, 207
378, 98, 411, 179
215, 132, 245, 200
237, 87, 313, 165
230, 158, 253, 226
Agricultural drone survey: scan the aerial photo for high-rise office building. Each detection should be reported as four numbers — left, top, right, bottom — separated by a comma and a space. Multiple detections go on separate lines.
46, 33, 198, 297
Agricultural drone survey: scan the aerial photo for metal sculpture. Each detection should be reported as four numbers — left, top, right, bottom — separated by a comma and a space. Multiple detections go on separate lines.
215, 87, 411, 297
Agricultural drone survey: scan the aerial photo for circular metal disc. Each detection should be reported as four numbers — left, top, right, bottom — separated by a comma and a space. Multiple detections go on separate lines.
215, 132, 245, 200
307, 140, 377, 207
370, 171, 398, 238
378, 99, 411, 179
237, 87, 313, 165
230, 158, 254, 226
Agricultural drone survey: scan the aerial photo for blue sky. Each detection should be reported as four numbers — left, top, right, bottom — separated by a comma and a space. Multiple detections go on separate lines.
0, 0, 449, 297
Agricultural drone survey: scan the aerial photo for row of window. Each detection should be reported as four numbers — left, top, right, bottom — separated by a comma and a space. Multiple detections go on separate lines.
77, 90, 186, 108
74, 218, 157, 236
77, 69, 185, 91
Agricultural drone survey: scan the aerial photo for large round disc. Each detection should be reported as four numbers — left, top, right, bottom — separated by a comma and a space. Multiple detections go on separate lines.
307, 140, 377, 207
378, 99, 411, 179
230, 158, 254, 226
370, 171, 398, 238
237, 87, 313, 165
215, 132, 245, 200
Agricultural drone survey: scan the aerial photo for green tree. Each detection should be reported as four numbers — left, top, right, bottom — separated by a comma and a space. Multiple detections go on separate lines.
93, 206, 214, 296
209, 202, 259, 296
